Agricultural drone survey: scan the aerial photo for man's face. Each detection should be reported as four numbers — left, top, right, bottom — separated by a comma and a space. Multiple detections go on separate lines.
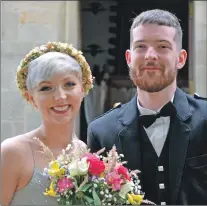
126, 24, 187, 92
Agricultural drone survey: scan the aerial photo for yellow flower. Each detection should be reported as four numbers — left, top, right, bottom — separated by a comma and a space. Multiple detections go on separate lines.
48, 160, 65, 177
127, 193, 143, 205
44, 181, 56, 197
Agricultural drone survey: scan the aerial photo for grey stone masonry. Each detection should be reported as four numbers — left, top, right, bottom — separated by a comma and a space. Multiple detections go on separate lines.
1, 1, 81, 141
193, 1, 207, 97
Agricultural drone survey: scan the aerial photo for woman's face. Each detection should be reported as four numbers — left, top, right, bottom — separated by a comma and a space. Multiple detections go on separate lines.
27, 71, 84, 125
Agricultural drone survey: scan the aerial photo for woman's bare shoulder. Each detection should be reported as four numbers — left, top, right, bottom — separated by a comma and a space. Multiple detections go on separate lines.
1, 130, 37, 159
1, 131, 38, 204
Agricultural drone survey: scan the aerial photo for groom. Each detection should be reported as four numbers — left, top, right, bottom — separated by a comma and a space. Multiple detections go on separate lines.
87, 9, 207, 205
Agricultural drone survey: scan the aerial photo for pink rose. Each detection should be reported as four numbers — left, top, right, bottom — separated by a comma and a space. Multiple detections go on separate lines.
106, 170, 123, 191
57, 176, 74, 193
85, 153, 105, 176
117, 165, 131, 181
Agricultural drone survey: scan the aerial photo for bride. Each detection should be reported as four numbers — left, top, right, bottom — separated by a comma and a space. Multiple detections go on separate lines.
1, 42, 93, 205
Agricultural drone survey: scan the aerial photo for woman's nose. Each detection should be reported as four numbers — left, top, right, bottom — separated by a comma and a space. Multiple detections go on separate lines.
54, 87, 67, 101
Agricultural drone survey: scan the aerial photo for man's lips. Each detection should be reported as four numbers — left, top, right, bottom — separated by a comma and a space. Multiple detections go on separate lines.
143, 67, 161, 70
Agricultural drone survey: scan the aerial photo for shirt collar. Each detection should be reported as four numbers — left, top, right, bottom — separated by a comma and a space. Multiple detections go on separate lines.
137, 94, 175, 116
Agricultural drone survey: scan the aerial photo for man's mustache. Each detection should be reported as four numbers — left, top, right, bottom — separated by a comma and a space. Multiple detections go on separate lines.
144, 62, 161, 67
140, 62, 165, 71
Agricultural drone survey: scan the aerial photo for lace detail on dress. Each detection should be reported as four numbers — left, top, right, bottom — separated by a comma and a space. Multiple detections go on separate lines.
71, 135, 88, 156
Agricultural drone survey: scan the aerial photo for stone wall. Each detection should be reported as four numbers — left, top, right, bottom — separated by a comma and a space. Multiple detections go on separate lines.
1, 1, 81, 141
193, 1, 207, 97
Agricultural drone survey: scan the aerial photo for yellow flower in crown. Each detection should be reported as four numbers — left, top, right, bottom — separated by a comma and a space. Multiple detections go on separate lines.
48, 160, 65, 177
127, 193, 143, 205
44, 181, 56, 197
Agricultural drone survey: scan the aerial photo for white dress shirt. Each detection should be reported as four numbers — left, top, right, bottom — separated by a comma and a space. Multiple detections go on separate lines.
137, 96, 174, 157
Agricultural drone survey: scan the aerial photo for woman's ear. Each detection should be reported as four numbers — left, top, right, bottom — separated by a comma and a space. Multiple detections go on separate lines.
25, 91, 37, 108
177, 49, 187, 70
81, 86, 86, 100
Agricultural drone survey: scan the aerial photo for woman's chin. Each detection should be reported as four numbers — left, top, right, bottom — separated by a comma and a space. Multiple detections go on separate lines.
46, 115, 74, 125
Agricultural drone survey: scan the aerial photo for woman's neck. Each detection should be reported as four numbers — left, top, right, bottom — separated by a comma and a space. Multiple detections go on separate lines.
37, 121, 75, 149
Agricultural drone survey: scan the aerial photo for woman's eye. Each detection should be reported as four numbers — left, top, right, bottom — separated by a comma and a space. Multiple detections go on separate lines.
65, 82, 76, 87
159, 45, 168, 49
39, 86, 52, 92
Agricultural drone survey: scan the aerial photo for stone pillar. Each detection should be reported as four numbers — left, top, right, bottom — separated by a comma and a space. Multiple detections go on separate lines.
191, 1, 207, 97
1, 1, 81, 141
64, 1, 82, 137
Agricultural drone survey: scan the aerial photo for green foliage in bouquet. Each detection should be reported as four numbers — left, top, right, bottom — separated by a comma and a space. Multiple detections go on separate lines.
43, 144, 146, 205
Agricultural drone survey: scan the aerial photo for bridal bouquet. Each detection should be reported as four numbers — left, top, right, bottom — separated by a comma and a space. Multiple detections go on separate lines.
43, 145, 146, 205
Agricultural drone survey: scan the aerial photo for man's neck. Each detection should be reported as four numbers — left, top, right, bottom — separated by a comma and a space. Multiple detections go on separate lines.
137, 82, 176, 111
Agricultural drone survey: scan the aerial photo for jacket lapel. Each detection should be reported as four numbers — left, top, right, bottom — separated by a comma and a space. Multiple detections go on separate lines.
169, 88, 192, 203
118, 95, 142, 171
117, 89, 192, 204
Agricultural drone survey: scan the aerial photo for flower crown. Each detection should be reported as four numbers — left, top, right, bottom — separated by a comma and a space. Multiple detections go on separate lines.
16, 42, 93, 101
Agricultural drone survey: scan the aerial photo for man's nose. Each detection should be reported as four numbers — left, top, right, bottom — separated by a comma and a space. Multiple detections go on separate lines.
145, 47, 158, 60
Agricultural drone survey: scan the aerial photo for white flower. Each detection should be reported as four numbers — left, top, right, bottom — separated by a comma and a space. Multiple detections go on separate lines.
119, 182, 134, 199
66, 144, 72, 151
43, 167, 48, 174
100, 191, 104, 195
57, 157, 62, 163
68, 157, 89, 177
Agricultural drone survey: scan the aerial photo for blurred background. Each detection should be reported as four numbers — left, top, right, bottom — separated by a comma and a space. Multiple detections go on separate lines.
1, 0, 207, 142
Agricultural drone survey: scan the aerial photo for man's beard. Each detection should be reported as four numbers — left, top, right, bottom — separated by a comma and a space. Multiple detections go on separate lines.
129, 64, 177, 93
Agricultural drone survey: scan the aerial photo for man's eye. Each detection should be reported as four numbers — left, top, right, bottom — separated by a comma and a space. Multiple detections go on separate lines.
136, 45, 145, 48
39, 86, 52, 91
65, 82, 76, 87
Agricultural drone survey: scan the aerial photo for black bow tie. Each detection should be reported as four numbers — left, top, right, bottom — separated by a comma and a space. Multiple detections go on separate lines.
139, 102, 177, 128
